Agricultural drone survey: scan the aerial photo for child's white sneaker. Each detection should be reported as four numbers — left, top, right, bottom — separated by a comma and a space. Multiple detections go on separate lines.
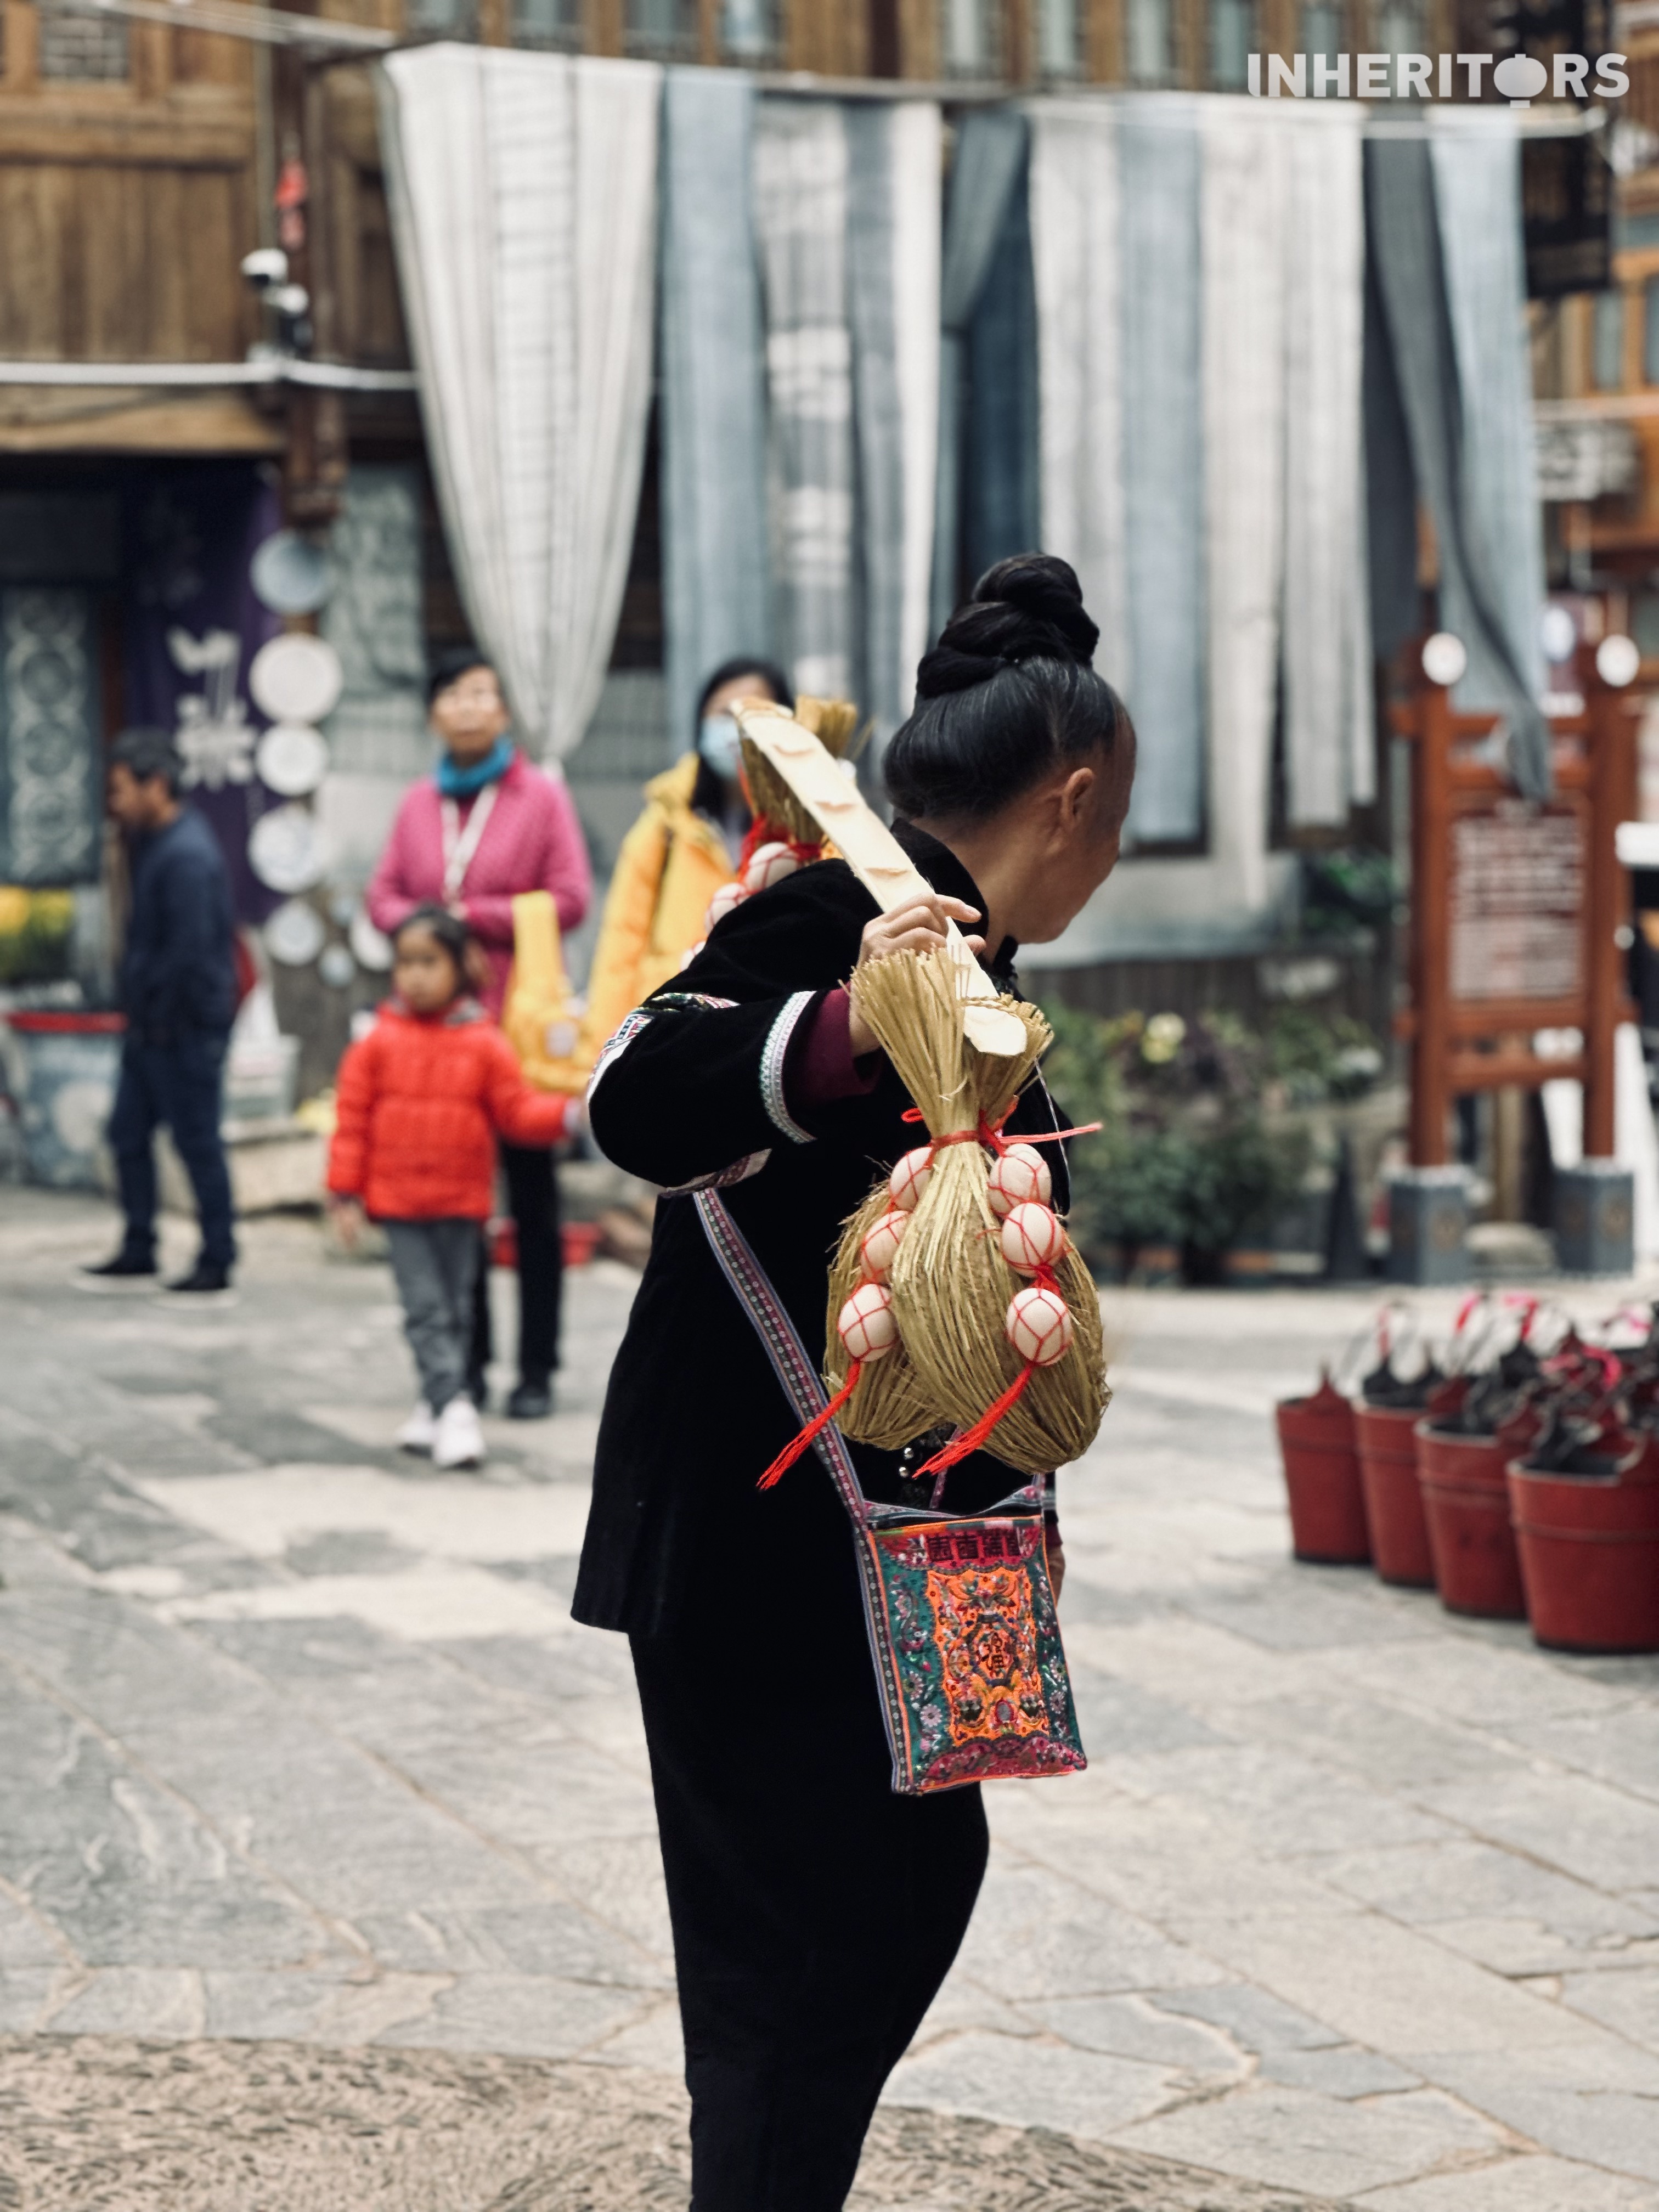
395, 1402, 436, 1454
433, 1395, 485, 1470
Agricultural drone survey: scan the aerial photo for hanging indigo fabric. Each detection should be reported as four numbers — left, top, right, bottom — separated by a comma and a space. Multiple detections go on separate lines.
933, 107, 1029, 637
964, 116, 1042, 602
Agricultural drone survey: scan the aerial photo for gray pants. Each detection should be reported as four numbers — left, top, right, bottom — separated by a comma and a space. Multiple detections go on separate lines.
383, 1220, 483, 1415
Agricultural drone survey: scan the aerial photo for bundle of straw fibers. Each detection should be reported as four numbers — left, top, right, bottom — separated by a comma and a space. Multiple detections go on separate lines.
738, 696, 861, 849
844, 949, 1108, 1475
823, 1180, 939, 1448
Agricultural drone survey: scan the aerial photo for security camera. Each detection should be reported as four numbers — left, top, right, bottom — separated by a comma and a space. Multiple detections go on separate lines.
241, 248, 290, 289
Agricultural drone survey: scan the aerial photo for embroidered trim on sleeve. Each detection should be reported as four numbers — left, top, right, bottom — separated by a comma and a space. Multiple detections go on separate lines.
760, 990, 817, 1145
661, 1149, 772, 1197
586, 1007, 653, 1102
651, 992, 740, 1012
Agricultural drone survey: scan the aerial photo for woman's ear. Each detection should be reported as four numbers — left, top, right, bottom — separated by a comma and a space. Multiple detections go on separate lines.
1057, 765, 1097, 833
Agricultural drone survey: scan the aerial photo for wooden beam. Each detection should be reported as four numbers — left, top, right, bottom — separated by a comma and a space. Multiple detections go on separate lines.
1583, 680, 1636, 1158
0, 110, 251, 164
1446, 1051, 1588, 1094
0, 385, 283, 450
587, 0, 622, 57
1410, 671, 1453, 1167
1086, 0, 1122, 81
2, 0, 39, 92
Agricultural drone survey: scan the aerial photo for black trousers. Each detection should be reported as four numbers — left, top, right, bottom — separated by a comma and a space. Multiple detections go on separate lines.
469, 1139, 563, 1390
109, 1035, 236, 1271
631, 1592, 988, 2211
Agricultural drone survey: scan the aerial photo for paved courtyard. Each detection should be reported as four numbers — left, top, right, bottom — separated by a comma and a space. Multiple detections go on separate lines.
1, 1185, 1657, 2209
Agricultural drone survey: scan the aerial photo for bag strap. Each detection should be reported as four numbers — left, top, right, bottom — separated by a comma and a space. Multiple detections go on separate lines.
696, 1190, 1043, 1526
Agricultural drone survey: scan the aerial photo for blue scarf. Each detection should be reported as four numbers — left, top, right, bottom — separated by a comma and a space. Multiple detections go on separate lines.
435, 736, 515, 798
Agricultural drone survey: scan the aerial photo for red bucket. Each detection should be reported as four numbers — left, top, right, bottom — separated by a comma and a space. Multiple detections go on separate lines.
1509, 1463, 1659, 1654
1415, 1421, 1526, 1620
1275, 1377, 1370, 1564
1355, 1402, 1434, 1587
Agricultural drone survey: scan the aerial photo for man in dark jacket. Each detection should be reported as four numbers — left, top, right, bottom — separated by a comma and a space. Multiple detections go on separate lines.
82, 729, 238, 1295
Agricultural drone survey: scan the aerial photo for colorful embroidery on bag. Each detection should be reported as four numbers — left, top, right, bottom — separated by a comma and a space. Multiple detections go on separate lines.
862, 1517, 1085, 1791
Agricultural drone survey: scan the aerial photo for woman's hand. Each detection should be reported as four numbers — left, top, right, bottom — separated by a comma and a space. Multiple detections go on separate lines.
847, 895, 984, 1056
329, 1195, 365, 1252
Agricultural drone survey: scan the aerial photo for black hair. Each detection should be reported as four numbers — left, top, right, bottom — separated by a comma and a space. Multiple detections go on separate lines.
693, 656, 794, 729
109, 727, 183, 795
427, 644, 500, 706
884, 554, 1132, 827
691, 656, 794, 815
393, 902, 473, 992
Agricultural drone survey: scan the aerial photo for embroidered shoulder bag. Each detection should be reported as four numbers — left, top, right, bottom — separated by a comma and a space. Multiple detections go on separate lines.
697, 1189, 1087, 1797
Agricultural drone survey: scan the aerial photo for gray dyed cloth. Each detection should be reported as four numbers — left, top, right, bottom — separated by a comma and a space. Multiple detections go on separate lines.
1365, 133, 1550, 797
660, 66, 773, 752
1119, 101, 1205, 845
384, 1218, 483, 1415
1430, 117, 1548, 715
933, 108, 1030, 634
753, 99, 855, 701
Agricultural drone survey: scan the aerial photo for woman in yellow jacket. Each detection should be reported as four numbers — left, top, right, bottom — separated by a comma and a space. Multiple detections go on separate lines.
580, 659, 793, 1063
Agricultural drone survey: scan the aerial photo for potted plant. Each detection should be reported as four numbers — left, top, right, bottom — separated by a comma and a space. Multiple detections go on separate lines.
1414, 1336, 1543, 1621
1046, 1008, 1310, 1285
1505, 1330, 1659, 1653
1275, 1369, 1371, 1564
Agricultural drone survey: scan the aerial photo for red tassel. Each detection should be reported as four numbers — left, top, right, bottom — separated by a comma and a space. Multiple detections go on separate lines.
914, 1361, 1038, 1478
757, 1362, 862, 1491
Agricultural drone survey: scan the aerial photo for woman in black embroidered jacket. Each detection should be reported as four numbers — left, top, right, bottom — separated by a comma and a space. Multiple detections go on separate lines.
574, 555, 1135, 2211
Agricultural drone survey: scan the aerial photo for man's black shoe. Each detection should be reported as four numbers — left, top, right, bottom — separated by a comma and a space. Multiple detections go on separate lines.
506, 1381, 554, 1420
77, 1251, 158, 1290
163, 1262, 235, 1297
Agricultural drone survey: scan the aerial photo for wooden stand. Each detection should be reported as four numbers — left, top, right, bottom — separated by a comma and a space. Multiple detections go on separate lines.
1391, 655, 1640, 1276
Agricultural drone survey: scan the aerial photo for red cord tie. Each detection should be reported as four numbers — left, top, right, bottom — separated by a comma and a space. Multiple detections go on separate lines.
738, 814, 825, 876
899, 1104, 1103, 1156
755, 1362, 862, 1491
913, 1261, 1063, 1479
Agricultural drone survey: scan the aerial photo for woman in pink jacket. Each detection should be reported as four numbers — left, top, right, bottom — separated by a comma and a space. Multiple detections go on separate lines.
366, 646, 592, 1419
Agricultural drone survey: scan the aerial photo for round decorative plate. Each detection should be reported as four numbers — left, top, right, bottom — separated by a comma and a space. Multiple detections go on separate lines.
249, 634, 344, 725
255, 722, 330, 798
318, 943, 357, 989
263, 898, 326, 967
249, 804, 331, 895
349, 908, 394, 973
250, 531, 334, 617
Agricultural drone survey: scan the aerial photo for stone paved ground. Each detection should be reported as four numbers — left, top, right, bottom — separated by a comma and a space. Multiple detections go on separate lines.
1, 1186, 1657, 2210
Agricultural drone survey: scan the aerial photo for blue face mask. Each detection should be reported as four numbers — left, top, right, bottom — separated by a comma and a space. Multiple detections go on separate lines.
698, 713, 744, 782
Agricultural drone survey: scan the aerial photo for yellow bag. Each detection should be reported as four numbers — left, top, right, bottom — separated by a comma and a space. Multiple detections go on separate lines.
502, 890, 586, 1094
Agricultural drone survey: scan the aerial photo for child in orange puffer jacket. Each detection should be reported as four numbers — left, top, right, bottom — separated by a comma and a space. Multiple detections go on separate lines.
328, 904, 575, 1470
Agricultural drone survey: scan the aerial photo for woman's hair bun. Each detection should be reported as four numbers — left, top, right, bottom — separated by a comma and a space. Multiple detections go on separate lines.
916, 553, 1100, 700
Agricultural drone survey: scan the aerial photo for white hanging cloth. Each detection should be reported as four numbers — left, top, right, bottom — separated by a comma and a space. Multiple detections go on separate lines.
1201, 100, 1289, 918
1282, 103, 1372, 827
376, 47, 661, 760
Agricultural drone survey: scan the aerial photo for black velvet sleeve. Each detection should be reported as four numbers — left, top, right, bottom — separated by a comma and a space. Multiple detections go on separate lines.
585, 860, 877, 1194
